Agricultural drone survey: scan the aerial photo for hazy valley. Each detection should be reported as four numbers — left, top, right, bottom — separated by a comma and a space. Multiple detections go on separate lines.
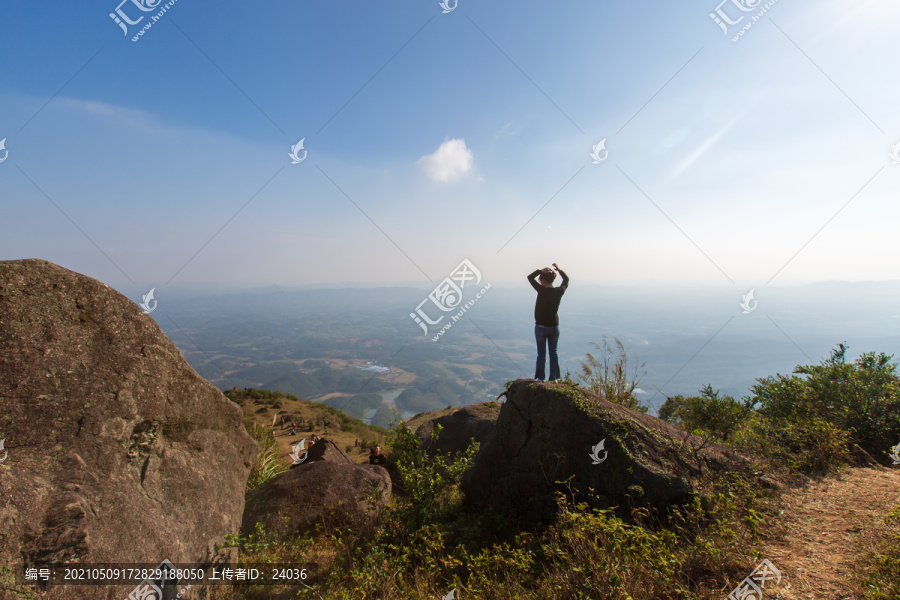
152, 280, 900, 423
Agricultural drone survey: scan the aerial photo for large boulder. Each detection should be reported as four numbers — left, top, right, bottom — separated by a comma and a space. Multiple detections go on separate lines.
242, 461, 391, 538
416, 402, 500, 455
462, 380, 759, 522
0, 259, 257, 600
295, 439, 353, 465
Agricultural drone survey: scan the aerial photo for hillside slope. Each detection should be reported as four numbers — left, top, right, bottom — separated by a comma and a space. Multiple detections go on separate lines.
228, 389, 389, 465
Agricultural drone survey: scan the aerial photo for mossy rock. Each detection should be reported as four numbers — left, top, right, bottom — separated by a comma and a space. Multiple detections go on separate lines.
463, 379, 762, 522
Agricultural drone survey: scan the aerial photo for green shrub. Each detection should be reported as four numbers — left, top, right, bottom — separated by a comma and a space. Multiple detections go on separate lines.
658, 384, 750, 441
386, 422, 478, 527
245, 423, 286, 491
749, 345, 900, 459
321, 481, 770, 600
731, 413, 850, 474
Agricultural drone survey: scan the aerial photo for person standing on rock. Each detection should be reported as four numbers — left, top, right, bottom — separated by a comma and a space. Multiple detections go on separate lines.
528, 263, 569, 382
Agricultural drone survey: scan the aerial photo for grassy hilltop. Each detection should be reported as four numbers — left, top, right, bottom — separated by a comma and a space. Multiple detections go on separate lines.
227, 387, 460, 470
213, 344, 900, 600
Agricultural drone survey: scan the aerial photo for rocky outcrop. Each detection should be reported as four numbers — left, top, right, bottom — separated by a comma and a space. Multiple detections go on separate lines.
462, 380, 759, 522
242, 461, 390, 538
0, 259, 257, 600
416, 402, 500, 455
302, 439, 353, 465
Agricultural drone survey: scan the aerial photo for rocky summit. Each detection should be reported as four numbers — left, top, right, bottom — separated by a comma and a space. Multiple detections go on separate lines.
0, 259, 257, 600
416, 401, 500, 455
462, 379, 763, 522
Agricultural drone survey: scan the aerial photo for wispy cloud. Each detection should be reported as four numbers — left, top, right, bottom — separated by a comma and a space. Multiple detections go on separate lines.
56, 97, 164, 130
669, 119, 739, 179
493, 120, 528, 141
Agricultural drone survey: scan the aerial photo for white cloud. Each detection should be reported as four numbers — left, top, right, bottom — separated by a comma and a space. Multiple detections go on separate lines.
417, 138, 473, 183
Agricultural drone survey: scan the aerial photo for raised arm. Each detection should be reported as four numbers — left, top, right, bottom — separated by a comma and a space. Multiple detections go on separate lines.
527, 269, 542, 292
554, 264, 569, 291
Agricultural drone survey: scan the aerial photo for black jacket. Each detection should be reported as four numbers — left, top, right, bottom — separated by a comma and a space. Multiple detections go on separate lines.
528, 269, 569, 326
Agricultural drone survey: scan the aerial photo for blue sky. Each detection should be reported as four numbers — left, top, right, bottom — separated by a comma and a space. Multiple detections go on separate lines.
1, 0, 899, 300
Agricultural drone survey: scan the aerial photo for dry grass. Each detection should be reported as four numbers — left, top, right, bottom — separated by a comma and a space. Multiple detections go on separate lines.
761, 465, 900, 599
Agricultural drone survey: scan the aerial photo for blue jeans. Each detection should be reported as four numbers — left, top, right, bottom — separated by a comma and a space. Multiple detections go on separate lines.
534, 325, 560, 381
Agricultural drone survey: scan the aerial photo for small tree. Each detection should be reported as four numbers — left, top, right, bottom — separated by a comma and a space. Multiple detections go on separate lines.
579, 336, 648, 413
657, 384, 749, 441
387, 422, 479, 526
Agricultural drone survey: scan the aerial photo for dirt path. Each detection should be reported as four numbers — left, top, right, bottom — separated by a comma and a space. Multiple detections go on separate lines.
760, 465, 900, 600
